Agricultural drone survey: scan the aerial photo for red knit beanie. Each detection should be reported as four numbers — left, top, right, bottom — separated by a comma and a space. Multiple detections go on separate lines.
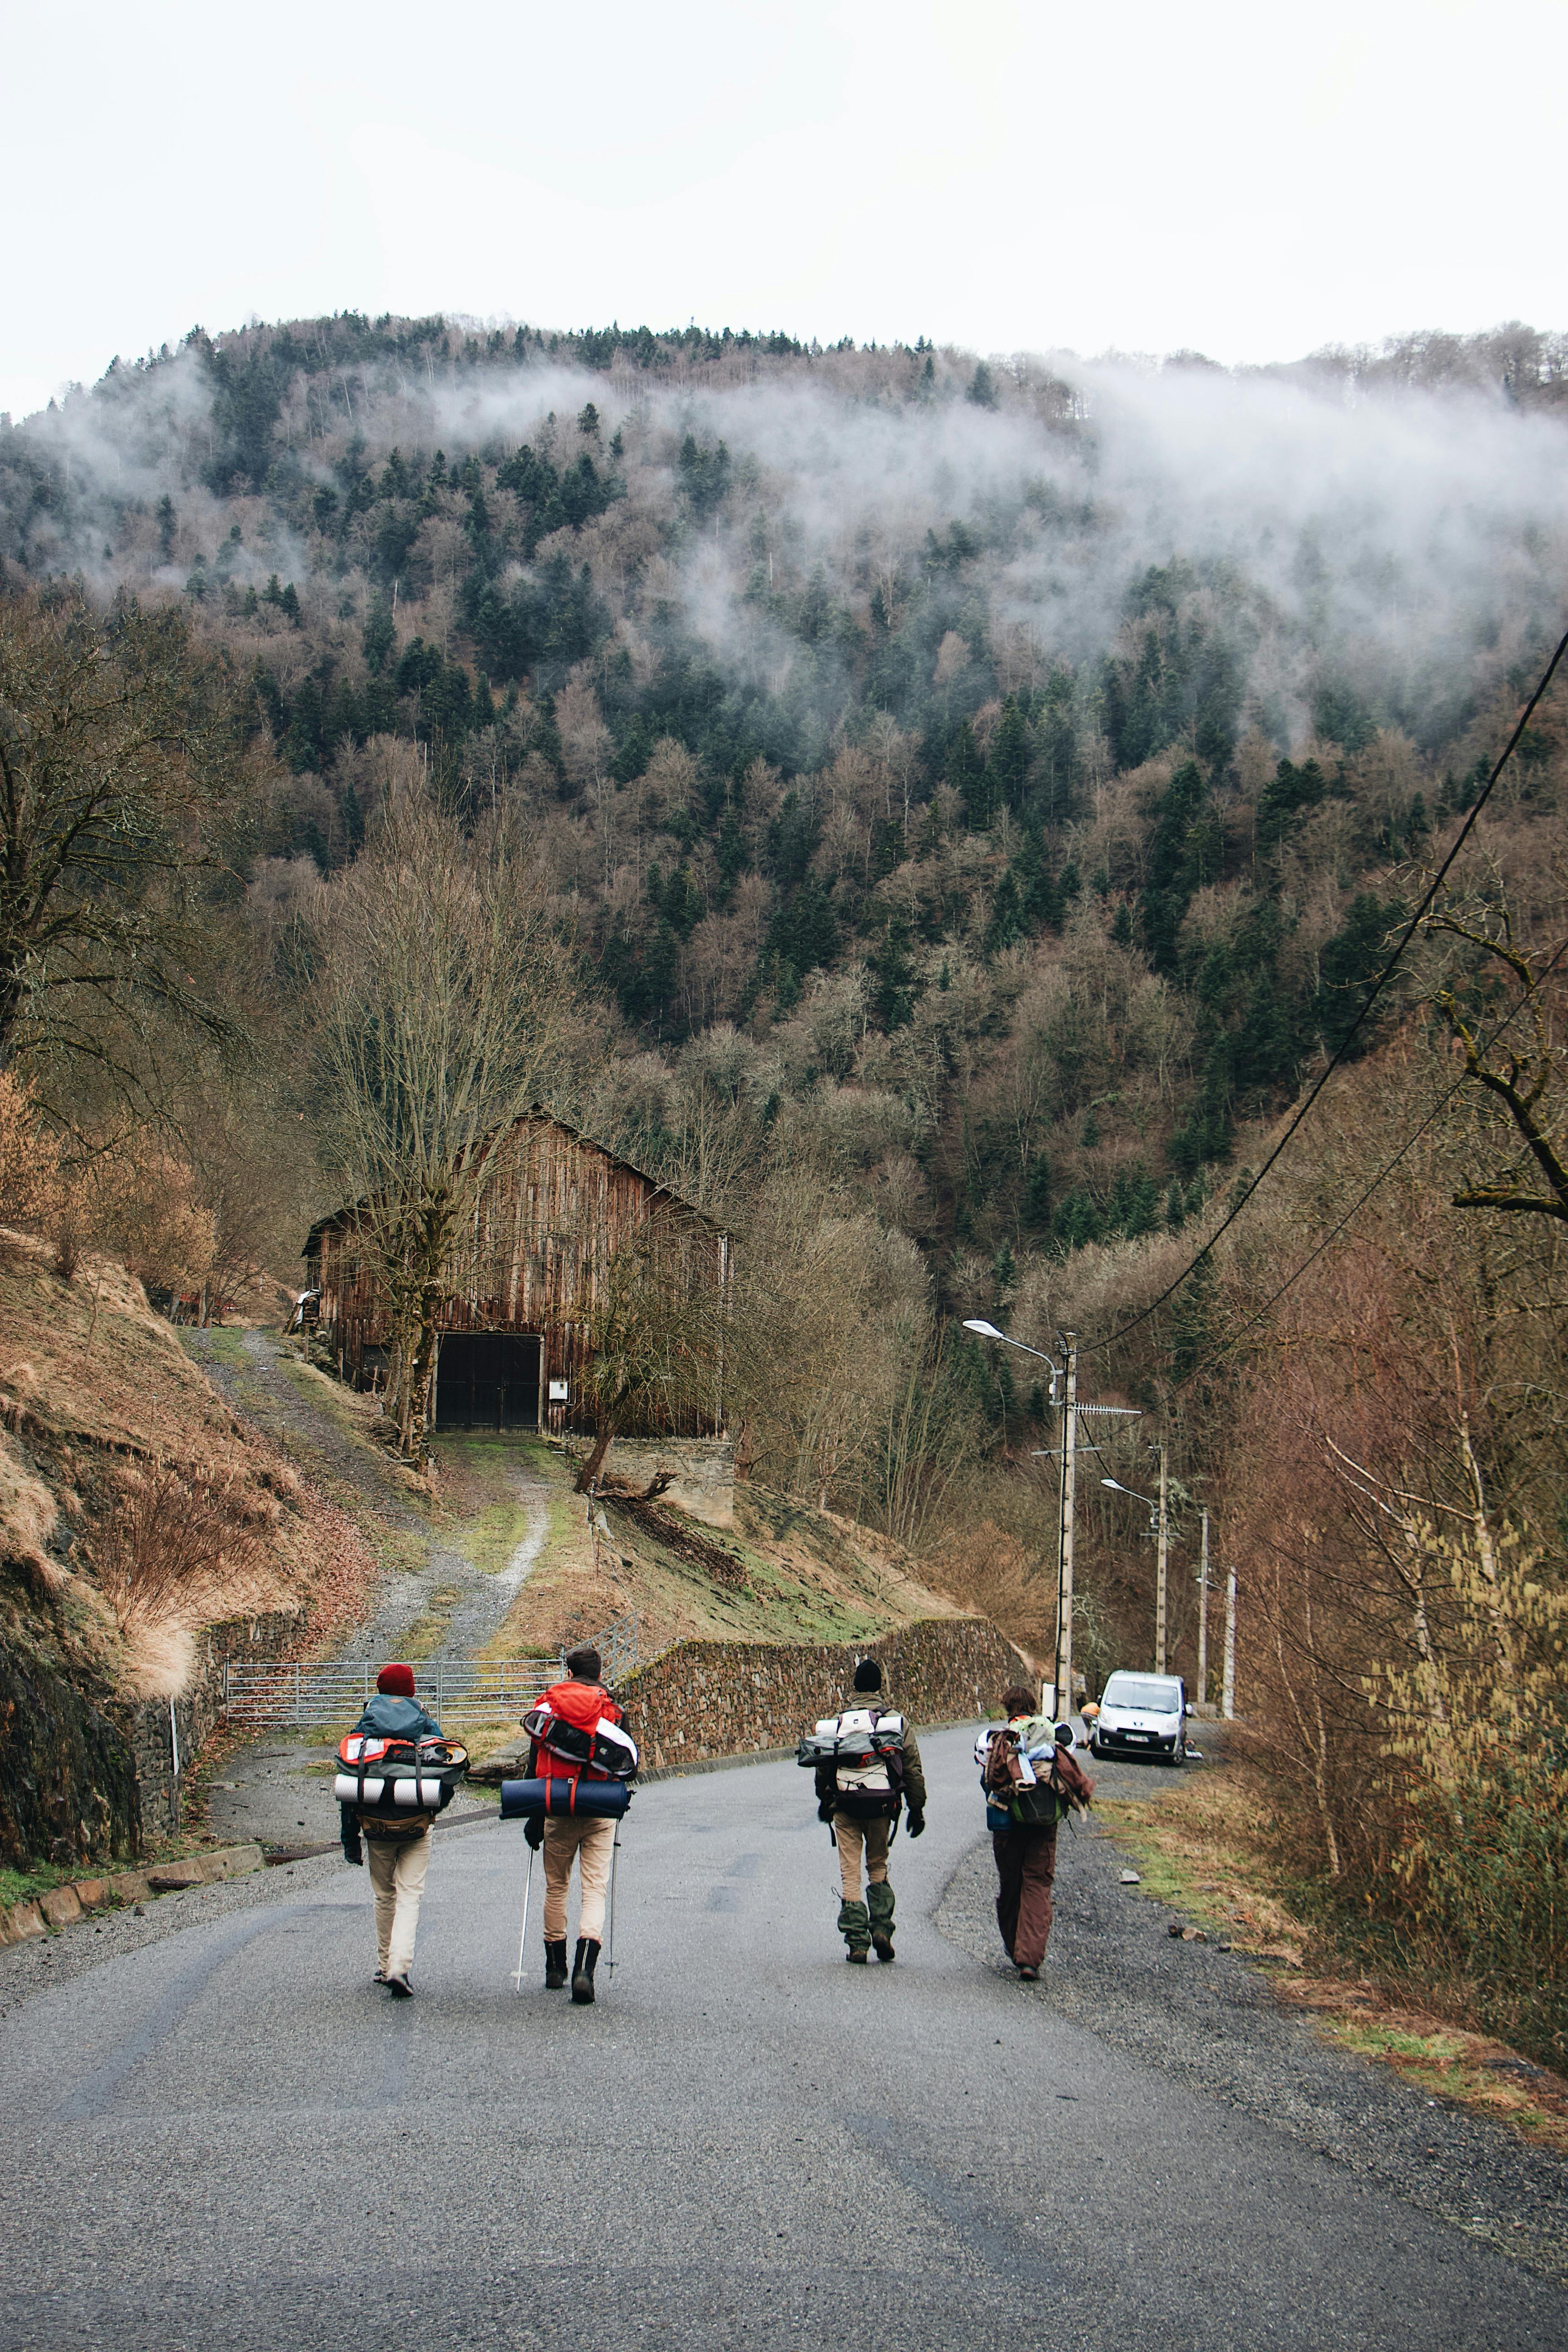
377, 1663, 416, 1698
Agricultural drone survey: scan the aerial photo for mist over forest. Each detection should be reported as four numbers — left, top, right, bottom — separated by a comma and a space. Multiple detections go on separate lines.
5, 308, 1566, 1286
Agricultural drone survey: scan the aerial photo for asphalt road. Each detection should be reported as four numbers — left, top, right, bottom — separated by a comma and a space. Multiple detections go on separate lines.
2, 1728, 1563, 2352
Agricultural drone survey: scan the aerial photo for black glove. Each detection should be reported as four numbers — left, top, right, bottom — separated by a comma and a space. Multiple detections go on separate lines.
342, 1833, 363, 1867
818, 1798, 835, 1824
906, 1810, 926, 1838
524, 1815, 544, 1850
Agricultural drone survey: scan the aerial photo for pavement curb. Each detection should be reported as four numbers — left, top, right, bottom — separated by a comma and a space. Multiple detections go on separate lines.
0, 1842, 265, 1943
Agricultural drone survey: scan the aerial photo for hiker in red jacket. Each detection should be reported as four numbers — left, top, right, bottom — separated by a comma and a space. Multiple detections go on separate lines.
523, 1644, 632, 2003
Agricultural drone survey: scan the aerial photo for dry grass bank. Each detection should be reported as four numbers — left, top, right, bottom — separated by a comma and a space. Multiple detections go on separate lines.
0, 1228, 375, 1700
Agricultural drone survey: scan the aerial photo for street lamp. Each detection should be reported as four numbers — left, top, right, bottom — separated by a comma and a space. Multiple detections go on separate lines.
966, 1319, 1068, 1708
1100, 1475, 1156, 1521
1101, 1447, 1175, 1672
961, 1320, 1061, 1403
966, 1320, 1139, 1715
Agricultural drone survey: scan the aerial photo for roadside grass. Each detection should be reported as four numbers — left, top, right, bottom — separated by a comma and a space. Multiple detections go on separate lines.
0, 1860, 81, 1906
1094, 1767, 1568, 2148
1307, 2009, 1568, 2153
198, 1327, 249, 1367
1092, 1776, 1308, 1962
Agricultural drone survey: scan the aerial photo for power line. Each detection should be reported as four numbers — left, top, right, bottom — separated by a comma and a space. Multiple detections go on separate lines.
1176, 932, 1568, 1380
1088, 615, 1568, 1355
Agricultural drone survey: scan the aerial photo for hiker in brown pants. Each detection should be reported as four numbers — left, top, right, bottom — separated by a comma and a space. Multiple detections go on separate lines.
993, 1813, 1058, 1976
985, 1683, 1093, 1982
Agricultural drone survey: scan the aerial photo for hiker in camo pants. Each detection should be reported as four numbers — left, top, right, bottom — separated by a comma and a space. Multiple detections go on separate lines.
815, 1658, 926, 1963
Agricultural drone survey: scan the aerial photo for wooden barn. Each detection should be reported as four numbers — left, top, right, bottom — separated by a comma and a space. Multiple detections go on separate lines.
302, 1112, 731, 1439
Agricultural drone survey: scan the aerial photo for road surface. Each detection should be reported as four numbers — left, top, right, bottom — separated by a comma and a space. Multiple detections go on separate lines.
2, 1728, 1563, 2351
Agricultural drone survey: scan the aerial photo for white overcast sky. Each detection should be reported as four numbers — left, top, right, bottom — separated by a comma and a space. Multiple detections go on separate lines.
5, 0, 1563, 420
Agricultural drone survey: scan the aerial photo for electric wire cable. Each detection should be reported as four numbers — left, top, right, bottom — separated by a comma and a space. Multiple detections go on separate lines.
1086, 614, 1568, 1355
1171, 931, 1568, 1384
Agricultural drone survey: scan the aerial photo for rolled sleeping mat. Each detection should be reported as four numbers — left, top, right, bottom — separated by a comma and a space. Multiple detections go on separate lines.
500, 1775, 631, 1820
333, 1773, 460, 1810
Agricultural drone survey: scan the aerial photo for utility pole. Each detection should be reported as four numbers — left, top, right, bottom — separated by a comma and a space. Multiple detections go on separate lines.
1155, 1443, 1169, 1674
1197, 1507, 1210, 1708
1056, 1333, 1077, 1717
1223, 1565, 1237, 1719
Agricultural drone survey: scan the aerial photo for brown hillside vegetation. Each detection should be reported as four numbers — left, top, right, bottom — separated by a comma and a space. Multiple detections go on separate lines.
0, 1229, 374, 1702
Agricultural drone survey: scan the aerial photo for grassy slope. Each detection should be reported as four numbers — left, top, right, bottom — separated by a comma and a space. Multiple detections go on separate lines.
426, 1433, 965, 1664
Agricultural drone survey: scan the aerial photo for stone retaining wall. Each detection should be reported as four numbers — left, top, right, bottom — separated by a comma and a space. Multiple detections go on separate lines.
616, 1615, 1028, 1774
567, 1435, 737, 1528
0, 1640, 141, 1873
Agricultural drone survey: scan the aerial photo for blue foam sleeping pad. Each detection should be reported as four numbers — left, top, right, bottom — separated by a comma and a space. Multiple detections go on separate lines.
499, 1776, 631, 1819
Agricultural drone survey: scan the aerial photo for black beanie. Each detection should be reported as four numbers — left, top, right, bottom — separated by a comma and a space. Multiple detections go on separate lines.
853, 1658, 883, 1693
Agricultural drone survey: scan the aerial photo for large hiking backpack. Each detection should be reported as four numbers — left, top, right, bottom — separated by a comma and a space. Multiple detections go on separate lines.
797, 1707, 907, 1819
523, 1688, 640, 1782
977, 1723, 1092, 1829
334, 1733, 468, 1818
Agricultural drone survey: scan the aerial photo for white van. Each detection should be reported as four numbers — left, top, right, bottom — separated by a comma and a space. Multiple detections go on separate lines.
1090, 1671, 1190, 1764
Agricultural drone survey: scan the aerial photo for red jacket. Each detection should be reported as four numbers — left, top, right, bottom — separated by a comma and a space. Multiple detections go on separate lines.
528, 1679, 624, 1784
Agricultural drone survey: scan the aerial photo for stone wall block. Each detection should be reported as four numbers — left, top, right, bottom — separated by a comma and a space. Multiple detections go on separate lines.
618, 1616, 1027, 1773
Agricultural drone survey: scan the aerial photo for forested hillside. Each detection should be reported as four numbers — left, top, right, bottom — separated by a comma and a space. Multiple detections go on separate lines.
5, 315, 1565, 1261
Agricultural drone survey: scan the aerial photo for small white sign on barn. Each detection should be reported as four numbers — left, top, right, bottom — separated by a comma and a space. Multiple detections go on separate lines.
548, 1379, 569, 1401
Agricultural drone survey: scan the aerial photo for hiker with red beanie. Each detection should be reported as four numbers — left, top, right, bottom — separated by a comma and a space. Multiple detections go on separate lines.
523, 1644, 635, 2003
339, 1664, 446, 1998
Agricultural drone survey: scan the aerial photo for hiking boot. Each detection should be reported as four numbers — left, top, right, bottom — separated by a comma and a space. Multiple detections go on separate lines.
571, 1937, 600, 2004
1016, 1963, 1040, 1983
385, 1973, 413, 1999
867, 1879, 896, 1951
847, 1945, 869, 1964
544, 1939, 569, 1989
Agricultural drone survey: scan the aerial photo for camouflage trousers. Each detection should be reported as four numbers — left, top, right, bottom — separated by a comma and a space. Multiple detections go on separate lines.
833, 1813, 895, 1949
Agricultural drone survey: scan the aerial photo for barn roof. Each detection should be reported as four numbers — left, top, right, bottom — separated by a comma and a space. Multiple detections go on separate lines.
301, 1107, 716, 1259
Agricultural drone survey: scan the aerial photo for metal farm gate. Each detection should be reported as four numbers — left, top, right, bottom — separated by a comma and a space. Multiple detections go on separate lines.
222, 1613, 641, 1728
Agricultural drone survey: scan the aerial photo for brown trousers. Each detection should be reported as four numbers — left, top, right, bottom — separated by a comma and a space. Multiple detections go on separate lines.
992, 1824, 1057, 1969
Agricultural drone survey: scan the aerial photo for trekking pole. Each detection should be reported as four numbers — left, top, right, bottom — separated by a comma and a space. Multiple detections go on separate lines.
604, 1828, 622, 1982
511, 1843, 535, 1992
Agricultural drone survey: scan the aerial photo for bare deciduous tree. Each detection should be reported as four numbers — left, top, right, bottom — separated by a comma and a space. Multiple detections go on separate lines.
572, 1212, 724, 1492
314, 789, 577, 1457
0, 588, 251, 1088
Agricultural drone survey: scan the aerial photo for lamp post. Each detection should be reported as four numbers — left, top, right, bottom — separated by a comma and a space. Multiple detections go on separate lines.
966, 1320, 1139, 1714
1102, 1446, 1175, 1674
1223, 1563, 1238, 1720
965, 1319, 1065, 1709
1197, 1506, 1210, 1709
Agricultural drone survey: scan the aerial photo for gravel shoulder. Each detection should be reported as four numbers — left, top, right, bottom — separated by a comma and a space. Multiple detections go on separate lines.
937, 1746, 1568, 2283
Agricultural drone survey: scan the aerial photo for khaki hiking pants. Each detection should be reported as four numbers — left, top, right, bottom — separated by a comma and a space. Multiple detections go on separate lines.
366, 1830, 431, 1980
833, 1811, 897, 1951
542, 1813, 617, 1942
833, 1813, 891, 1902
